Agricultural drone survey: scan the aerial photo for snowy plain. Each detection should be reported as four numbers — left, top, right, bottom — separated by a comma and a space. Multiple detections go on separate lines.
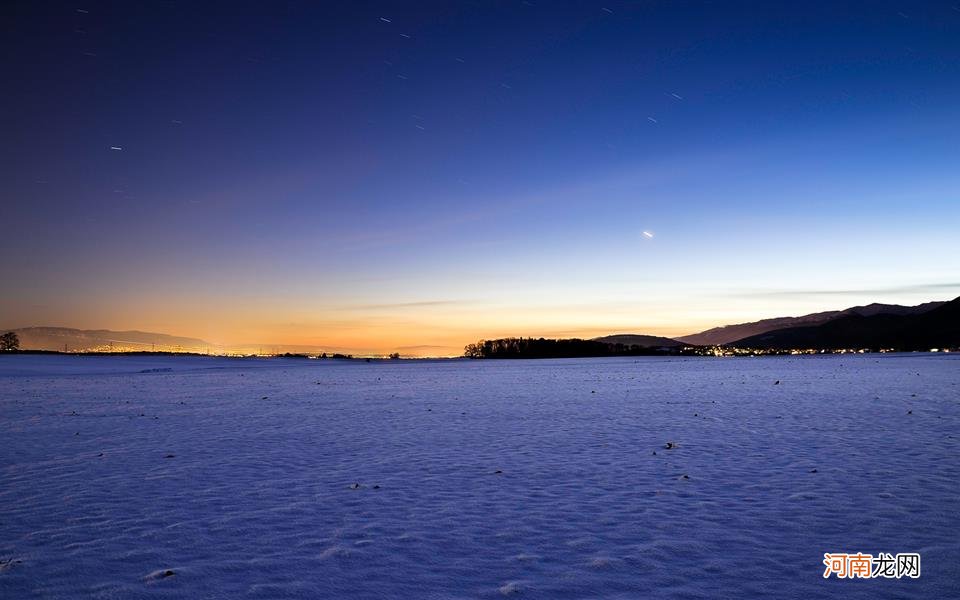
0, 353, 957, 599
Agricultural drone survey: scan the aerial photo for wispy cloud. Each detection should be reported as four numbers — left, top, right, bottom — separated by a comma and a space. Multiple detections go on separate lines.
394, 344, 455, 351
343, 300, 469, 311
734, 282, 960, 298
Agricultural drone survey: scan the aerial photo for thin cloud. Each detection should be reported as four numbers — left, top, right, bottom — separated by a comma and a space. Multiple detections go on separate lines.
394, 344, 454, 351
734, 282, 960, 298
344, 300, 469, 311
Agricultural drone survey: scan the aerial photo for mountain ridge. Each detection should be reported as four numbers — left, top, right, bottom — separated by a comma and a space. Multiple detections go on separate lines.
2, 327, 213, 352
592, 334, 685, 347
730, 297, 960, 350
677, 301, 945, 346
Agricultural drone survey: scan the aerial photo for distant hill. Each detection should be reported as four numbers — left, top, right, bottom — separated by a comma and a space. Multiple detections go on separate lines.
592, 334, 685, 347
4, 327, 213, 352
731, 297, 960, 350
677, 301, 945, 346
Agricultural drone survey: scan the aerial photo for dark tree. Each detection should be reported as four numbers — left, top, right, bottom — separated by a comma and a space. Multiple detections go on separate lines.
0, 331, 19, 351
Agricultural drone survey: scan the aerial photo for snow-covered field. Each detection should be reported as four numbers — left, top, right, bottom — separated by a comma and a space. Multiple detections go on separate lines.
1, 354, 957, 599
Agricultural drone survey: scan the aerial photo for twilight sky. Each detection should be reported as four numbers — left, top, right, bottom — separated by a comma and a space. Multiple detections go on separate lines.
2, 1, 959, 355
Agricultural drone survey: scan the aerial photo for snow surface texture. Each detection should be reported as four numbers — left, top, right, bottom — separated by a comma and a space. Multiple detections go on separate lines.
1, 354, 957, 599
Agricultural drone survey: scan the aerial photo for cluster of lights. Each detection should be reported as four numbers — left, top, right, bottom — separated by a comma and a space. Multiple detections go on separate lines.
685, 346, 956, 357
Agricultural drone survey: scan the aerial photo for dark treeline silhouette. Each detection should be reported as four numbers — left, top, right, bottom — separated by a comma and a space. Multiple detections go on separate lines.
464, 337, 683, 359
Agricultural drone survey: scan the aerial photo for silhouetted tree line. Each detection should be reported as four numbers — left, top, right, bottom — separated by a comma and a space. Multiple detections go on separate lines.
464, 337, 680, 359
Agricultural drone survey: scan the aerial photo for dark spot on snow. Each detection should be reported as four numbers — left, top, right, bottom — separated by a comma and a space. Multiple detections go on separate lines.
145, 568, 176, 581
0, 557, 23, 571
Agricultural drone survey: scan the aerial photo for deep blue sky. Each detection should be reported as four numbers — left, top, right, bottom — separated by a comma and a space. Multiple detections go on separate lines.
2, 1, 959, 353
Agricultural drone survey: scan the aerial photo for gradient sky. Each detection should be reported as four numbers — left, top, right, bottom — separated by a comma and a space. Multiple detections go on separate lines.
2, 1, 959, 355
